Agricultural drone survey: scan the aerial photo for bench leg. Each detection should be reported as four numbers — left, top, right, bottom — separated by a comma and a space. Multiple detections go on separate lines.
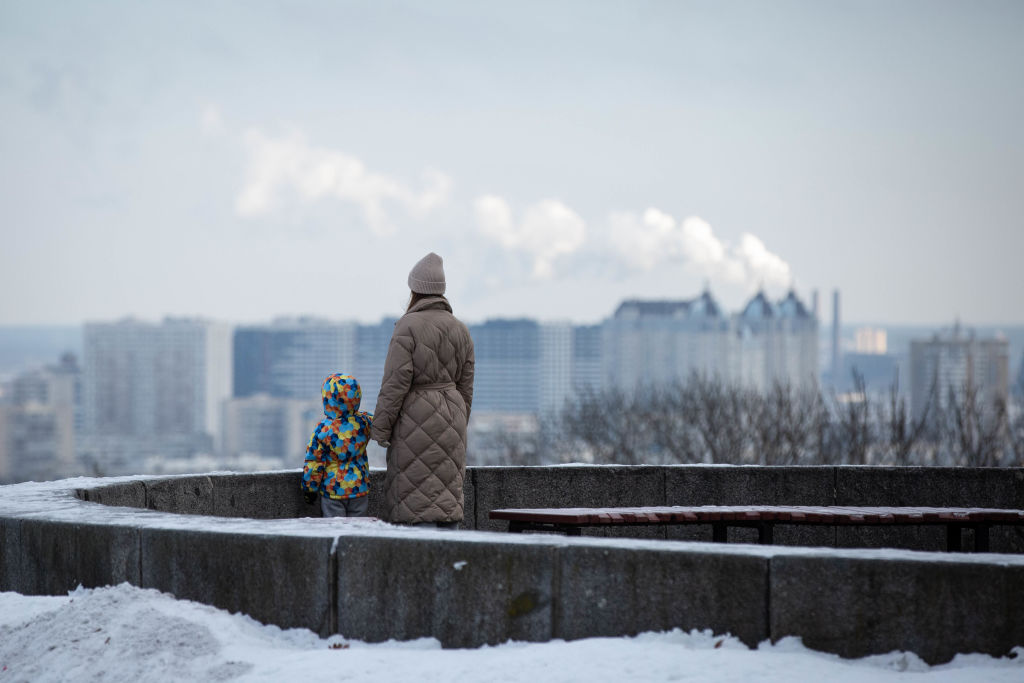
758, 523, 774, 545
508, 521, 526, 533
712, 523, 727, 543
946, 524, 962, 552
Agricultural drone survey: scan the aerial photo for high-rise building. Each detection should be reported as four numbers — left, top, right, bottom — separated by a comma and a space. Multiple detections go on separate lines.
220, 393, 320, 465
773, 290, 819, 390
602, 289, 817, 393
909, 326, 1009, 419
469, 319, 540, 413
233, 317, 395, 413
603, 290, 730, 390
539, 322, 573, 412
831, 289, 841, 385
571, 324, 603, 394
234, 319, 356, 400
79, 318, 232, 471
354, 318, 397, 411
0, 354, 78, 483
854, 327, 888, 354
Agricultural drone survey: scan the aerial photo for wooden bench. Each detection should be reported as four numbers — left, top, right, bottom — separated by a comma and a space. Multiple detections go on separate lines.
488, 505, 1024, 552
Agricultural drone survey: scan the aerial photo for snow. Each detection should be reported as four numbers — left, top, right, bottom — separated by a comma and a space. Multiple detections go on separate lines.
0, 584, 1020, 683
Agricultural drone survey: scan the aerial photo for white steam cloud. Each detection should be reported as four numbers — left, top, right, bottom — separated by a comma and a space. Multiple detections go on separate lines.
475, 195, 586, 279
200, 103, 224, 137
608, 208, 791, 290
236, 129, 452, 235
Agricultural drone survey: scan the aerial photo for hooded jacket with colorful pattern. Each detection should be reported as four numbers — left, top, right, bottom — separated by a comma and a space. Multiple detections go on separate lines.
301, 374, 372, 499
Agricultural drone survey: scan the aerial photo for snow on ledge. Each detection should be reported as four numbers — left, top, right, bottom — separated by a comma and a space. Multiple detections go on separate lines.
2, 473, 1023, 566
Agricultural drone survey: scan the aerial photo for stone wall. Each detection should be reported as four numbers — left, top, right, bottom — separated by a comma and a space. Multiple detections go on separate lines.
79, 465, 1024, 552
2, 466, 1023, 664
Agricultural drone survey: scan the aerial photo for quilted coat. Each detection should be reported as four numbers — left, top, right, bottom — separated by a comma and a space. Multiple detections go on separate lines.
301, 374, 372, 500
371, 295, 475, 523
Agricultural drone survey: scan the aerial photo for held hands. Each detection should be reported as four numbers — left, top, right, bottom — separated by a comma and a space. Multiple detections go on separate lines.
303, 491, 318, 505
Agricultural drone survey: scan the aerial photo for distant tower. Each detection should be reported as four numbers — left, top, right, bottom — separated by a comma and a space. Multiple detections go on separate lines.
831, 290, 841, 386
811, 289, 820, 320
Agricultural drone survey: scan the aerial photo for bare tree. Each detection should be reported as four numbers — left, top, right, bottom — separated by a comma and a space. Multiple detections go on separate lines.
747, 383, 783, 464
874, 372, 933, 466
645, 382, 704, 464
687, 373, 750, 464
486, 426, 542, 466
553, 371, 1021, 469
942, 383, 1008, 467
827, 370, 872, 465
1008, 407, 1024, 466
560, 386, 653, 464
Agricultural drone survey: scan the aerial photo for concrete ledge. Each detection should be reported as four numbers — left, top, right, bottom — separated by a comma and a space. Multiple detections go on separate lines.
9, 518, 140, 595
770, 553, 1024, 664
209, 471, 309, 519
336, 535, 555, 646
144, 475, 214, 515
662, 467, 836, 548
69, 466, 1024, 553
471, 466, 665, 533
140, 527, 334, 636
836, 526, 948, 553
835, 467, 1024, 553
3, 467, 1024, 662
835, 467, 1024, 509
555, 544, 768, 647
78, 481, 146, 509
0, 516, 14, 591
665, 465, 835, 506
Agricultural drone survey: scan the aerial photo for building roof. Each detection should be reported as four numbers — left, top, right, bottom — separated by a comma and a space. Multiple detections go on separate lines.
776, 290, 813, 319
740, 291, 776, 320
613, 290, 723, 320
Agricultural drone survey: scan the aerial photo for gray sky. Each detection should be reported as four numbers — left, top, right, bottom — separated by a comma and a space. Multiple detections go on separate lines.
2, 0, 1022, 326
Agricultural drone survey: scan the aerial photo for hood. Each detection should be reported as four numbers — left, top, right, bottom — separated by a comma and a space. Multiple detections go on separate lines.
321, 374, 361, 419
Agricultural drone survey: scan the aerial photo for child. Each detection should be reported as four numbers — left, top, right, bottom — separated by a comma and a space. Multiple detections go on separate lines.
301, 373, 372, 517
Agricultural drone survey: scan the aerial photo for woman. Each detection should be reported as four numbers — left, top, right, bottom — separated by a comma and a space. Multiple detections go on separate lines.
372, 252, 475, 527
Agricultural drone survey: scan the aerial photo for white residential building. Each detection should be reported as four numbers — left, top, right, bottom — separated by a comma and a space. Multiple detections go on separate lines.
602, 290, 818, 393
0, 354, 78, 483
909, 327, 1009, 419
79, 318, 232, 472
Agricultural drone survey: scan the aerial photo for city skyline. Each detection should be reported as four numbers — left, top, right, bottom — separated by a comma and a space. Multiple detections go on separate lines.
2, 1, 1023, 327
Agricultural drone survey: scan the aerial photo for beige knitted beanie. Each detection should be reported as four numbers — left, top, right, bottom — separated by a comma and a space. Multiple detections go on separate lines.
407, 252, 446, 295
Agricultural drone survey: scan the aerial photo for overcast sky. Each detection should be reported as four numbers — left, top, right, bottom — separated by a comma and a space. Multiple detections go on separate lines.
1, 0, 1022, 326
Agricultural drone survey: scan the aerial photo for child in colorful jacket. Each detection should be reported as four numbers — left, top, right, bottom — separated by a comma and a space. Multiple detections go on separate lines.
301, 373, 372, 517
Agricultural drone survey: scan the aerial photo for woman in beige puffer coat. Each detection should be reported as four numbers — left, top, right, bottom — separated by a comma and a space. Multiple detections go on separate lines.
372, 253, 475, 526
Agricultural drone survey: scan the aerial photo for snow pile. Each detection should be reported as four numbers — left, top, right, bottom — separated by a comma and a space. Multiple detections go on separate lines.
1, 585, 1021, 683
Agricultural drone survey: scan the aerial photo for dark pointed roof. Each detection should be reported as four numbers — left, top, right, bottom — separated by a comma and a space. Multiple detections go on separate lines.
690, 289, 722, 318
741, 291, 776, 319
776, 290, 812, 319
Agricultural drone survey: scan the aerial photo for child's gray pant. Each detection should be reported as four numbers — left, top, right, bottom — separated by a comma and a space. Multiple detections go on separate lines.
320, 495, 369, 518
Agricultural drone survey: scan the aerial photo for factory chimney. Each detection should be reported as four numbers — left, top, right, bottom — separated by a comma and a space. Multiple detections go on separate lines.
831, 289, 841, 386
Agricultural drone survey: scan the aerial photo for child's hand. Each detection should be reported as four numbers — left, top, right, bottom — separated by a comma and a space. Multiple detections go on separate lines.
303, 491, 318, 505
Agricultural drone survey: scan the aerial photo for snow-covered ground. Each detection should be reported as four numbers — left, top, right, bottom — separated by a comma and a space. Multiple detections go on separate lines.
0, 585, 1020, 683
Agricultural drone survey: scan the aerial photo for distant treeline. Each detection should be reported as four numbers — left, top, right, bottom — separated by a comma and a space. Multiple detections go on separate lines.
475, 372, 1024, 468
